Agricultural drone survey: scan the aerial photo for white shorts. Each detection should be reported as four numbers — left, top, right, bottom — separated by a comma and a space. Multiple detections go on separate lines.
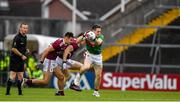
56, 56, 76, 69
43, 58, 58, 72
84, 51, 103, 67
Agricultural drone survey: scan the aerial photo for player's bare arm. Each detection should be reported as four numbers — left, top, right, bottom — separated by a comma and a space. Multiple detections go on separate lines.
76, 31, 93, 44
76, 35, 85, 44
63, 45, 74, 62
40, 45, 55, 62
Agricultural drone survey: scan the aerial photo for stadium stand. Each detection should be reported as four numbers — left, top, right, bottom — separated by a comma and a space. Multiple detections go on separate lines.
102, 8, 180, 61
101, 0, 180, 74
105, 17, 180, 73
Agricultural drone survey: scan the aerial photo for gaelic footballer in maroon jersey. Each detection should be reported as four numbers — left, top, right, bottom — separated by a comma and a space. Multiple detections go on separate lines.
46, 38, 70, 60
56, 37, 81, 70
56, 37, 83, 91
23, 32, 74, 96
68, 38, 80, 57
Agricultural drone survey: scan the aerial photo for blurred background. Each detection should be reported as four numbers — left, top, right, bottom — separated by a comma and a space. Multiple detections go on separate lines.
0, 0, 180, 91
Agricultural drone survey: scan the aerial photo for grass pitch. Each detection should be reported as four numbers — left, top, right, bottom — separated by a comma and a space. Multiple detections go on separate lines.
0, 87, 180, 101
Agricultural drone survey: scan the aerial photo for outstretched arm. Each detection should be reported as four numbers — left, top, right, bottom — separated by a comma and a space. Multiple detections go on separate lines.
63, 45, 74, 62
76, 35, 85, 44
40, 45, 55, 63
62, 45, 74, 70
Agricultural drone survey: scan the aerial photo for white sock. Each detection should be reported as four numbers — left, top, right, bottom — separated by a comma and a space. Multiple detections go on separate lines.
74, 73, 80, 86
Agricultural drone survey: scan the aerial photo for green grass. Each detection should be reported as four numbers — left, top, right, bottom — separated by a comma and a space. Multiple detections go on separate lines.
0, 87, 180, 101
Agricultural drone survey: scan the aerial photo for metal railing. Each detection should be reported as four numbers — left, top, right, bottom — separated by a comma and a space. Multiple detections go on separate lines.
101, 0, 180, 74
103, 41, 180, 74
102, 0, 180, 42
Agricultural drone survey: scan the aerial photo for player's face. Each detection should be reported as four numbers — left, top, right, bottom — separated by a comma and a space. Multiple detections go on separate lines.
20, 24, 28, 35
65, 37, 73, 44
94, 28, 101, 36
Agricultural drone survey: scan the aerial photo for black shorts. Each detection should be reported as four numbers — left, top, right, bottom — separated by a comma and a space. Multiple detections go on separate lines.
9, 58, 25, 72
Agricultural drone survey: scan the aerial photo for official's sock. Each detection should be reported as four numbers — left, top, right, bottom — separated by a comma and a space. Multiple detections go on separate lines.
6, 78, 14, 95
17, 80, 22, 95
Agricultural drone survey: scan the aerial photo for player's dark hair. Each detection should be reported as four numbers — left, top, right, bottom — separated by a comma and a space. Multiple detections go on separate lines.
65, 32, 74, 38
20, 22, 28, 28
18, 22, 28, 34
92, 24, 101, 30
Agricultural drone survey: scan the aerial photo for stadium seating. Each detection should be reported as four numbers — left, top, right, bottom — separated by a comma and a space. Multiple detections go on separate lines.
102, 8, 180, 61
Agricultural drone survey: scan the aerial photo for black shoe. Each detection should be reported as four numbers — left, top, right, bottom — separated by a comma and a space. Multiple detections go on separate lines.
69, 82, 82, 91
5, 93, 10, 96
18, 90, 23, 95
19, 93, 23, 95
55, 91, 65, 96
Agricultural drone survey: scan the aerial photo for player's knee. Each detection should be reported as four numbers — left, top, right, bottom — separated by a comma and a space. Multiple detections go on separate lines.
57, 75, 64, 81
9, 74, 16, 80
17, 76, 23, 80
96, 74, 102, 80
9, 76, 16, 80
60, 75, 64, 81
17, 74, 23, 80
80, 65, 89, 72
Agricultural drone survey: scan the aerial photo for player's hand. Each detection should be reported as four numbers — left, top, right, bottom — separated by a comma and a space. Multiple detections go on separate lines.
83, 31, 90, 39
62, 61, 67, 70
68, 52, 72, 58
36, 61, 44, 70
21, 55, 27, 60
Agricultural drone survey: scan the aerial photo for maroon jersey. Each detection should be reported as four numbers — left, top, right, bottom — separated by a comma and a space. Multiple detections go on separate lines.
46, 38, 69, 60
69, 38, 79, 58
